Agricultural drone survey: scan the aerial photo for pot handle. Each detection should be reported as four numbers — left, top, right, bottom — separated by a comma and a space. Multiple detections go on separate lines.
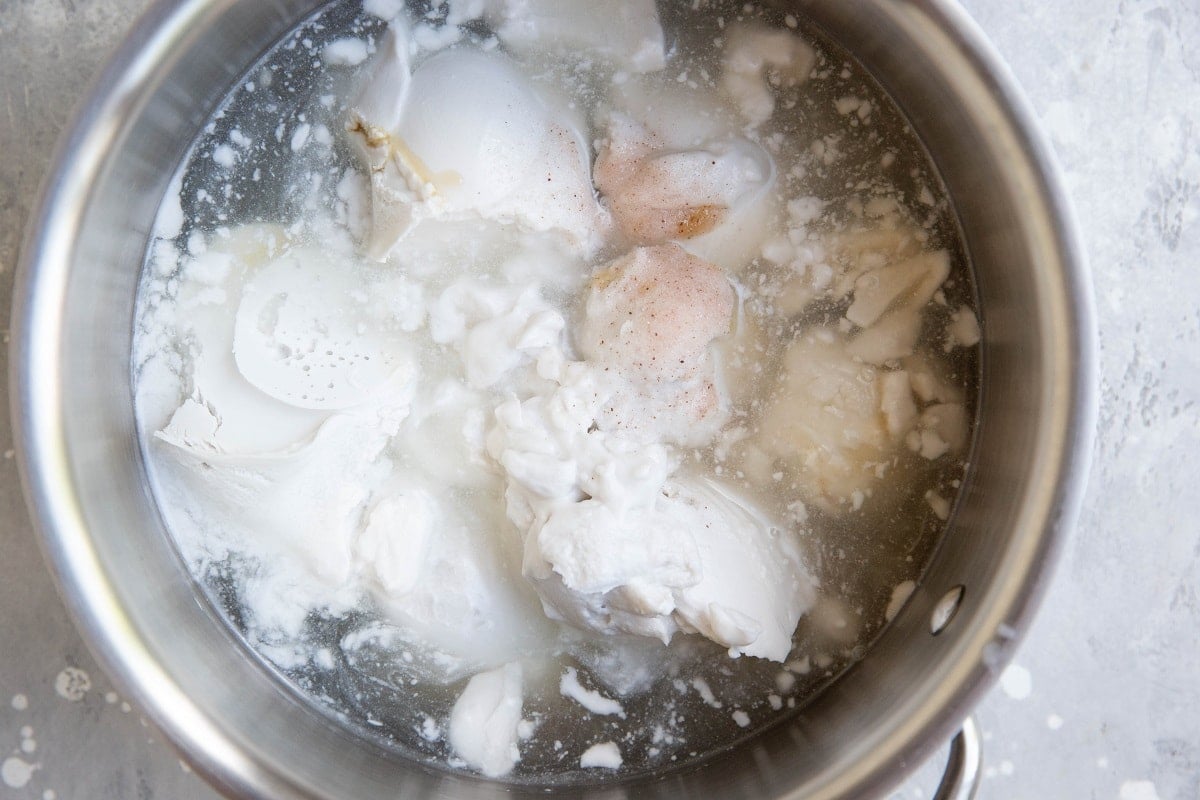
931, 716, 982, 800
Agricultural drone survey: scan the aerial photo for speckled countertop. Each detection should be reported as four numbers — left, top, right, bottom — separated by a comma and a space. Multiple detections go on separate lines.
1, 1, 1197, 798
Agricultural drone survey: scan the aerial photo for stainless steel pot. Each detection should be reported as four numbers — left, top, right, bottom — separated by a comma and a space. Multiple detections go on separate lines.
11, 1, 1095, 798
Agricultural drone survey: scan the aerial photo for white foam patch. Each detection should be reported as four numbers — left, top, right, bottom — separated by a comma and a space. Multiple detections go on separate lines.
54, 667, 90, 702
1, 757, 38, 789
1119, 781, 1161, 800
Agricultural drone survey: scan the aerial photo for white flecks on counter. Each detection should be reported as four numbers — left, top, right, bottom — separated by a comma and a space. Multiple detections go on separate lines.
53, 668, 90, 702
322, 37, 371, 66
559, 668, 625, 718
20, 725, 36, 753
690, 677, 722, 709
447, 663, 524, 778
212, 144, 236, 169
290, 122, 312, 152
924, 490, 950, 521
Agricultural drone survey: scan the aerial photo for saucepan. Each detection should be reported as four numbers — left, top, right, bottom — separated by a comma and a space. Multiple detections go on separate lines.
11, 0, 1095, 797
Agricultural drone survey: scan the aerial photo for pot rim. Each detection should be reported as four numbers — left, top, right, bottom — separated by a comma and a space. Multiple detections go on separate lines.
10, 1, 1097, 798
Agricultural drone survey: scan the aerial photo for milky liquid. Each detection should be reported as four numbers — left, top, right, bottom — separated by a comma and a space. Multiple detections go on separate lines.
133, 0, 977, 783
